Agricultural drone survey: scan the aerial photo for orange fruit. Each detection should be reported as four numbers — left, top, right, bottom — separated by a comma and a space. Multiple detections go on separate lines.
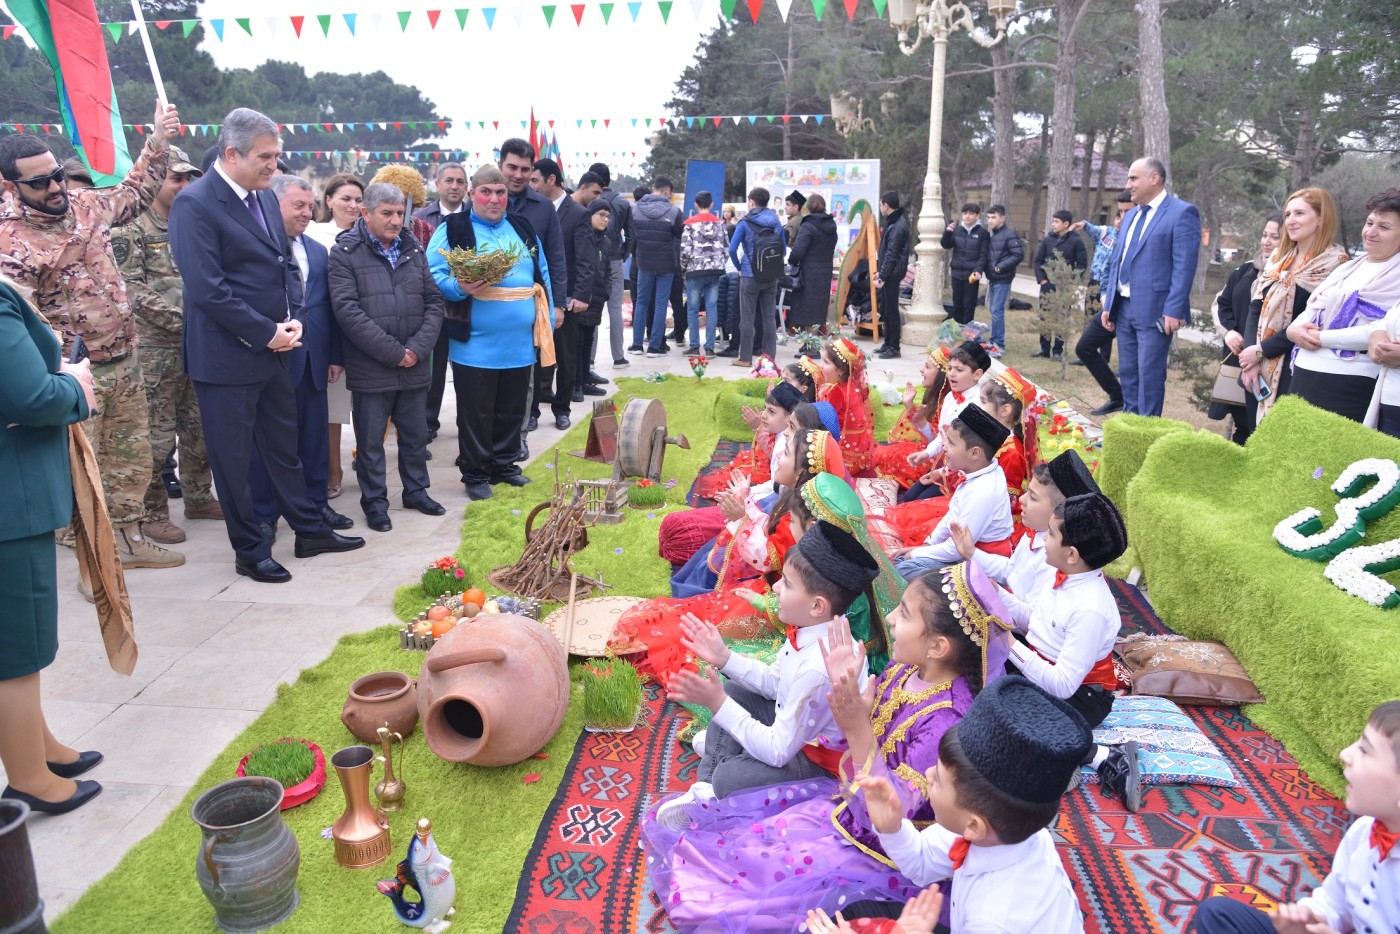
463, 587, 486, 607
426, 605, 450, 621
430, 618, 456, 639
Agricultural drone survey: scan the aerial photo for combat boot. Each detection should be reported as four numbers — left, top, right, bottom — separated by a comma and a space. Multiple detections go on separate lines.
142, 516, 187, 544
116, 523, 186, 569
184, 500, 224, 521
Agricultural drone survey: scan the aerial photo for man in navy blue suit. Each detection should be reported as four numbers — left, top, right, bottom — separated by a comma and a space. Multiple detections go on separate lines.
169, 108, 363, 582
246, 174, 354, 542
1099, 157, 1202, 417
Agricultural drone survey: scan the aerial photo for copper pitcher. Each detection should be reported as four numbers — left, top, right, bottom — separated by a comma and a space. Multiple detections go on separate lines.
330, 745, 391, 869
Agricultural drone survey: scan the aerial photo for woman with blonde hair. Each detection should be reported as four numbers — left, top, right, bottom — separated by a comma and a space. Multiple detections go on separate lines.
1240, 187, 1348, 425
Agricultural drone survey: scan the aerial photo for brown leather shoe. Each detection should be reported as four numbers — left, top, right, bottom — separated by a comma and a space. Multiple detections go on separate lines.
184, 500, 224, 521
142, 516, 187, 544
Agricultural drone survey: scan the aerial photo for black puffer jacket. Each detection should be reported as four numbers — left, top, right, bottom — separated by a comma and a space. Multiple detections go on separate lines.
877, 207, 910, 283
631, 194, 683, 274
328, 223, 444, 393
939, 221, 989, 276
985, 225, 1024, 283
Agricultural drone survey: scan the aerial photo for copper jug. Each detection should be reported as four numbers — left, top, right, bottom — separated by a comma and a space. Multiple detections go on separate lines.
329, 745, 391, 869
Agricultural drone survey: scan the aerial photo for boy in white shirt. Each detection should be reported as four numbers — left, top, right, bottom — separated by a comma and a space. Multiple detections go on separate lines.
656, 520, 880, 827
1194, 700, 1400, 933
1003, 491, 1141, 810
845, 675, 1092, 933
905, 341, 989, 500
894, 404, 1014, 580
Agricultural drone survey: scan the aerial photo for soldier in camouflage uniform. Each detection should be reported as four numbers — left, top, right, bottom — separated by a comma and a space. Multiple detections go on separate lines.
111, 147, 222, 545
0, 100, 185, 569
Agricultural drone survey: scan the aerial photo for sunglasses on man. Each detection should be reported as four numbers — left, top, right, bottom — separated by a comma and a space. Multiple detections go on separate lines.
13, 167, 66, 190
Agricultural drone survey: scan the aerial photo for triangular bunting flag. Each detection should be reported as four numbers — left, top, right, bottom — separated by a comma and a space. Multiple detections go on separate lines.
658, 117, 667, 126
571, 4, 585, 24
811, 0, 827, 20
263, 16, 278, 36
799, 114, 810, 123
154, 19, 171, 29
630, 118, 638, 127
691, 0, 706, 17
511, 6, 526, 26
548, 119, 555, 128
685, 116, 695, 127
627, 2, 641, 20
368, 11, 385, 29
644, 118, 652, 127
482, 7, 496, 28
842, 0, 858, 17
775, 0, 793, 19
343, 12, 357, 33
128, 21, 138, 33
712, 116, 721, 127
746, 115, 757, 125
576, 119, 584, 128
599, 2, 614, 22
746, 0, 761, 20
814, 115, 825, 125
591, 119, 598, 128
720, 0, 737, 17
658, 0, 673, 21
455, 8, 470, 28
542, 5, 556, 26
235, 17, 251, 35
427, 9, 442, 28
438, 120, 447, 130
603, 118, 611, 127
290, 15, 304, 36
181, 20, 196, 36
782, 114, 791, 124
345, 122, 356, 131
397, 11, 412, 29
731, 115, 742, 125
492, 121, 499, 129
317, 14, 331, 34
765, 115, 775, 123
872, 0, 886, 13
105, 22, 122, 41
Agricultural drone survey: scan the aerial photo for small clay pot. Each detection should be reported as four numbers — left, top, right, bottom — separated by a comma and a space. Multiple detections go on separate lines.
341, 671, 418, 743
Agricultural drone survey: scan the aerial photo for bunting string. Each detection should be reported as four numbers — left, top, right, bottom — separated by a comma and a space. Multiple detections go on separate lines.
0, 115, 831, 136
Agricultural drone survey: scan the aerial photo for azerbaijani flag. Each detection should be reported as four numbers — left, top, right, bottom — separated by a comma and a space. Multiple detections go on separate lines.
7, 0, 133, 185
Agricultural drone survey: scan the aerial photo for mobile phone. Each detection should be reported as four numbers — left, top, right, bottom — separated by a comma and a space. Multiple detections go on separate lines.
1154, 318, 1166, 334
1253, 374, 1271, 400
69, 336, 89, 364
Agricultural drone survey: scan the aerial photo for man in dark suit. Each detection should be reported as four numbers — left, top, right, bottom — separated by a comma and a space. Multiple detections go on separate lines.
247, 174, 354, 542
1100, 157, 1202, 417
169, 108, 363, 582
528, 157, 585, 431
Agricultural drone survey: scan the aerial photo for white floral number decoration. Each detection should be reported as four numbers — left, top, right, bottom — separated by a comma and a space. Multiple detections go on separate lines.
1273, 458, 1400, 609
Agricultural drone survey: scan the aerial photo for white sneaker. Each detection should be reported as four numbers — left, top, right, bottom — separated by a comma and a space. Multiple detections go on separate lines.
655, 791, 698, 831
691, 730, 707, 759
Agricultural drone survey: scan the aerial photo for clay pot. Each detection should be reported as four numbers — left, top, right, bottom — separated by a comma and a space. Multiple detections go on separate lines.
418, 614, 569, 766
342, 671, 418, 743
0, 800, 45, 934
191, 777, 300, 933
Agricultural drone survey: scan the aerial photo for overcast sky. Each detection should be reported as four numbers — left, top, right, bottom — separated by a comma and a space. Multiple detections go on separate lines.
192, 0, 721, 173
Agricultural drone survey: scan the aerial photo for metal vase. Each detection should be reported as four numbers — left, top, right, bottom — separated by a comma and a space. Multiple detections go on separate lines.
190, 777, 300, 933
0, 800, 46, 934
330, 745, 391, 868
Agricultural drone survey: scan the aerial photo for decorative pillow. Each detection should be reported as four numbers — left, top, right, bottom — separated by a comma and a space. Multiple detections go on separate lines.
1078, 695, 1239, 787
1116, 635, 1265, 706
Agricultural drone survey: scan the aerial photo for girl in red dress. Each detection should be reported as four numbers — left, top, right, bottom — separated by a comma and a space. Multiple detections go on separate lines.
875, 345, 951, 489
820, 337, 876, 475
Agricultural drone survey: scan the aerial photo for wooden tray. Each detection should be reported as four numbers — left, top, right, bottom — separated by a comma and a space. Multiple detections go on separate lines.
540, 596, 645, 657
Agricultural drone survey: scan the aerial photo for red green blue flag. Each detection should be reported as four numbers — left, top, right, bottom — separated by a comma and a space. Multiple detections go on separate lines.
7, 0, 132, 185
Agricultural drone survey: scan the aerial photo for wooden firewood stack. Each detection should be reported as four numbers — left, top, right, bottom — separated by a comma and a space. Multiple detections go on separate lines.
488, 471, 606, 603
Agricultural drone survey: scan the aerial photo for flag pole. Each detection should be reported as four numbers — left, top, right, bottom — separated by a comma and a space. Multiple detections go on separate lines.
128, 0, 168, 108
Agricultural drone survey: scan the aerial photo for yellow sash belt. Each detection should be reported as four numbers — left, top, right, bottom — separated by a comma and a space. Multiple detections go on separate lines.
476, 283, 554, 366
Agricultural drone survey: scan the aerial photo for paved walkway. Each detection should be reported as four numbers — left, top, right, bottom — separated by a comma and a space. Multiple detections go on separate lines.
6, 318, 928, 924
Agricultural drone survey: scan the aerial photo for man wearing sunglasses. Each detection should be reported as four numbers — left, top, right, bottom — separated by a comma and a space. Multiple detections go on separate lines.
0, 99, 189, 572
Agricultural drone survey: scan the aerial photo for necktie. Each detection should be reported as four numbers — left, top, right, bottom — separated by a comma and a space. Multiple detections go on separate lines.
785, 624, 799, 651
1053, 570, 1069, 589
949, 836, 971, 869
245, 192, 268, 235
1371, 819, 1397, 860
951, 390, 966, 405
1119, 205, 1151, 287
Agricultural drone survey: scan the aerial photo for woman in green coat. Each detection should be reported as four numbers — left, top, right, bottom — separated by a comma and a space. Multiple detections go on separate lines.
0, 277, 103, 814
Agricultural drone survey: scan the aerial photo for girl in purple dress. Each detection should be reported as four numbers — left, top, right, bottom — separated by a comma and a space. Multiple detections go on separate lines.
642, 561, 1012, 932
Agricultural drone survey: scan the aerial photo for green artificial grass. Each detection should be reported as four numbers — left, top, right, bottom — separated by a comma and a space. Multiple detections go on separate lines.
1123, 396, 1400, 795
1097, 414, 1194, 511
58, 376, 732, 934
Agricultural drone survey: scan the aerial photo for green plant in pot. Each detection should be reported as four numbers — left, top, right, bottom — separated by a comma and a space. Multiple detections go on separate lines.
626, 478, 666, 510
236, 738, 327, 809
582, 659, 644, 732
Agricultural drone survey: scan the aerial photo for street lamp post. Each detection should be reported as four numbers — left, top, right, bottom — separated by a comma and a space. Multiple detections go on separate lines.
886, 0, 1014, 345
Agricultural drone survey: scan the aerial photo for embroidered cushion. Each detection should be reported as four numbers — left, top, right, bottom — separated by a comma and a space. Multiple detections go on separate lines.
1079, 695, 1239, 787
1116, 635, 1265, 706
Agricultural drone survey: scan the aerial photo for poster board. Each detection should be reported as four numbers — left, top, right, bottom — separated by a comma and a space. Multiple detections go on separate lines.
683, 160, 726, 218
744, 158, 881, 259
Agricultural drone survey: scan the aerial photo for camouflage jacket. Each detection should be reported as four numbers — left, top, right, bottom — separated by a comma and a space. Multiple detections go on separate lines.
112, 209, 184, 348
0, 141, 169, 362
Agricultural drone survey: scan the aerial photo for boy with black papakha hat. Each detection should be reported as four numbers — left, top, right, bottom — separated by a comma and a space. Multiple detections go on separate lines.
949, 448, 1100, 600
845, 676, 1091, 932
894, 402, 1015, 580
1002, 490, 1143, 810
656, 520, 881, 829
908, 340, 991, 483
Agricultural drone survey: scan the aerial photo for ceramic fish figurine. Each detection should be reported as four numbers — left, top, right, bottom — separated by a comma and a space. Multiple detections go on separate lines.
376, 818, 456, 932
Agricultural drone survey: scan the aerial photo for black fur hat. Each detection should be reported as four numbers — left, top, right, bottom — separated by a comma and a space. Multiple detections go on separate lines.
1046, 450, 1100, 499
955, 675, 1093, 804
794, 520, 879, 596
953, 403, 1010, 453
1060, 492, 1128, 569
956, 340, 992, 374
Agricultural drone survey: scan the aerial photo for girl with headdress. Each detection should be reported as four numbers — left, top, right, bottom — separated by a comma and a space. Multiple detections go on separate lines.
642, 561, 1013, 932
784, 360, 822, 402
820, 338, 876, 475
875, 345, 951, 490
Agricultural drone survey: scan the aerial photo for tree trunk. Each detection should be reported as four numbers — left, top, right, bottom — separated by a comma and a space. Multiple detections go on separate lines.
1077, 128, 1097, 221
1093, 123, 1117, 223
1137, 0, 1172, 178
1194, 161, 1215, 294
989, 40, 1016, 211
782, 26, 794, 160
1044, 0, 1091, 231
1029, 114, 1051, 238
1290, 107, 1317, 190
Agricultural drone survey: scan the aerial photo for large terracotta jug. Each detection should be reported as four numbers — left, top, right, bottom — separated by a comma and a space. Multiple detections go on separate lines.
191, 777, 300, 933
417, 614, 569, 766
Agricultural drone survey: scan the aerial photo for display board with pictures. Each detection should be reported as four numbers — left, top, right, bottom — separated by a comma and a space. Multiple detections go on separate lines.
744, 159, 882, 257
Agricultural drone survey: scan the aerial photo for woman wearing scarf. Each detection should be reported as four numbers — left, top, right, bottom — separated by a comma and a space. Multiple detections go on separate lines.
1285, 188, 1400, 424
1240, 188, 1348, 426
1210, 213, 1281, 443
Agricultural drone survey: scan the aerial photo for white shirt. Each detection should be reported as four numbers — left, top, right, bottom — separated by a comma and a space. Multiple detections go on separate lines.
749, 428, 787, 501
922, 385, 979, 460
1006, 569, 1119, 699
878, 822, 1085, 934
1117, 188, 1169, 299
711, 619, 864, 769
291, 235, 309, 285
1375, 301, 1400, 406
1296, 816, 1400, 931
973, 530, 1055, 598
214, 160, 252, 203
910, 462, 1014, 565
551, 191, 567, 210
305, 221, 349, 250
437, 201, 464, 217
1293, 255, 1399, 378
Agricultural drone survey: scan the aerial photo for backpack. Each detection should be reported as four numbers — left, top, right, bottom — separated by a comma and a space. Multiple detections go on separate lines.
747, 220, 784, 283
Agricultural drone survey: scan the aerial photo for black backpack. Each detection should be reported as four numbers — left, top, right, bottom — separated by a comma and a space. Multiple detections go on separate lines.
747, 220, 784, 283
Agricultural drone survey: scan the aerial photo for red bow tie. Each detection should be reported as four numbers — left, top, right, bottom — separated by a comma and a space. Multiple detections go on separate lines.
786, 624, 799, 651
1053, 570, 1069, 589
949, 835, 971, 870
1372, 820, 1398, 860
951, 390, 966, 405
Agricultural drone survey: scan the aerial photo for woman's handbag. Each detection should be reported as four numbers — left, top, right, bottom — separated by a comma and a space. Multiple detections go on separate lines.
1210, 353, 1247, 407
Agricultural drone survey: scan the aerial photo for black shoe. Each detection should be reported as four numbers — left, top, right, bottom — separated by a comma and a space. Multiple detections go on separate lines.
293, 531, 366, 558
716, 345, 739, 358
493, 473, 532, 487
1091, 399, 1124, 416
464, 481, 493, 501
612, 357, 629, 367
586, 371, 609, 385
163, 472, 182, 500
3, 780, 102, 815
555, 415, 571, 430
626, 344, 645, 354
47, 750, 103, 779
570, 387, 586, 403
320, 505, 354, 530
403, 495, 446, 516
877, 347, 901, 359
424, 448, 433, 460
1069, 358, 1086, 367
582, 384, 606, 396
258, 520, 278, 545
525, 416, 538, 432
516, 439, 529, 462
1031, 349, 1051, 358
1097, 741, 1142, 813
365, 511, 392, 533
645, 345, 670, 357
685, 346, 700, 355
235, 556, 292, 583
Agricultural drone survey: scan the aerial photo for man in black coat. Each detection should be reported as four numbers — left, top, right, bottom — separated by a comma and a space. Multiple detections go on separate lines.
1032, 209, 1089, 359
587, 162, 632, 369
874, 191, 910, 359
527, 158, 587, 430
169, 108, 363, 582
939, 202, 989, 327
629, 176, 684, 357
